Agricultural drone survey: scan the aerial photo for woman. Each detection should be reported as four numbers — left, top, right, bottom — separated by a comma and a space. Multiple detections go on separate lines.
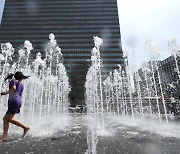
0, 71, 30, 141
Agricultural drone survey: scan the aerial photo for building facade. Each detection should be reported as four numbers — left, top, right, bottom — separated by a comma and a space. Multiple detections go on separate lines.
160, 55, 180, 99
134, 55, 180, 100
0, 0, 123, 103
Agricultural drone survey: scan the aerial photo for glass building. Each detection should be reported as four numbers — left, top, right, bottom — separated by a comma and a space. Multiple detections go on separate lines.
0, 0, 123, 103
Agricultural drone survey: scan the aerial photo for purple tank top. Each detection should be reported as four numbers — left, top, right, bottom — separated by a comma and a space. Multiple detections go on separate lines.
8, 79, 24, 103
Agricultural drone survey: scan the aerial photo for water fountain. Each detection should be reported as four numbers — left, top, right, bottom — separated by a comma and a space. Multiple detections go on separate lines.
0, 33, 71, 137
84, 36, 180, 153
0, 34, 180, 154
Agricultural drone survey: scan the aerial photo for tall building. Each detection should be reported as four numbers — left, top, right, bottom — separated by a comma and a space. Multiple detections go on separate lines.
0, 0, 123, 104
133, 61, 161, 97
160, 55, 180, 99
133, 55, 180, 99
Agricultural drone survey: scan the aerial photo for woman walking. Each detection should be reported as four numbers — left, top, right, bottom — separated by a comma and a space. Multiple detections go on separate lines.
0, 72, 30, 141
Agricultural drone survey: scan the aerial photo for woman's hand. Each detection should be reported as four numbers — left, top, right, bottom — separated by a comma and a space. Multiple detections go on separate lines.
1, 91, 9, 96
1, 92, 6, 96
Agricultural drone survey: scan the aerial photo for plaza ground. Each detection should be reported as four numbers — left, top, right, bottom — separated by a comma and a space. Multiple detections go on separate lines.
0, 114, 180, 154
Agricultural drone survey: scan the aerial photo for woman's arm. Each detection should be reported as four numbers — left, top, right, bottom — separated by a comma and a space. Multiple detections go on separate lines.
1, 85, 16, 96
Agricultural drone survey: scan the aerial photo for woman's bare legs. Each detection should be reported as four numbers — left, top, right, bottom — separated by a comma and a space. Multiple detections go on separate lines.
1, 114, 11, 141
1, 114, 30, 141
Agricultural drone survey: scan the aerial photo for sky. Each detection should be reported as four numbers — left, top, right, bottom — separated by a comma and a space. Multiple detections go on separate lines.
0, 0, 180, 69
0, 0, 4, 21
117, 0, 180, 68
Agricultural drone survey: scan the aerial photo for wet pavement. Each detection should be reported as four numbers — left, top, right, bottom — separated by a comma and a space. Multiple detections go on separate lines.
0, 114, 88, 154
0, 114, 180, 154
97, 126, 180, 154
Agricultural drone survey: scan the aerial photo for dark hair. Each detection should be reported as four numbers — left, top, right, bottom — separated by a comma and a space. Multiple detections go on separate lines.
5, 72, 30, 81
5, 73, 14, 81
